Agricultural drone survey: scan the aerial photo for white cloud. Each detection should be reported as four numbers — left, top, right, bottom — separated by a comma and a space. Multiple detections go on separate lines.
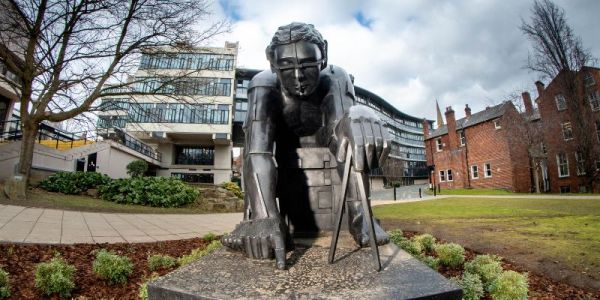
212, 0, 600, 122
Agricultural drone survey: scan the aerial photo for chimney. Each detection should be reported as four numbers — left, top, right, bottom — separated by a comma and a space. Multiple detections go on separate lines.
445, 106, 458, 149
422, 118, 430, 138
464, 104, 472, 117
535, 81, 545, 98
521, 91, 533, 116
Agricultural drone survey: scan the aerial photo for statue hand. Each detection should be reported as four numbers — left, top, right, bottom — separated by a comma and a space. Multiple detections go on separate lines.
221, 218, 286, 270
334, 105, 391, 171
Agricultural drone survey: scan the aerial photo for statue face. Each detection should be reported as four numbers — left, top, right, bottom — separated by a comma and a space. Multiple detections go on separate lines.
272, 40, 323, 97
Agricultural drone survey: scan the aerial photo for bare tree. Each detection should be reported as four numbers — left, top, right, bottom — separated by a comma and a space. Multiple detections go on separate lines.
0, 0, 228, 199
521, 0, 599, 192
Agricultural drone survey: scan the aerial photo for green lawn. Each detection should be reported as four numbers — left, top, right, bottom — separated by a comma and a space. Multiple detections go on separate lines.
0, 188, 241, 214
373, 197, 600, 283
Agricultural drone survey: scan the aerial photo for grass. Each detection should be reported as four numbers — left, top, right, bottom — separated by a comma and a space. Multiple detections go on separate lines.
0, 188, 237, 214
373, 197, 600, 279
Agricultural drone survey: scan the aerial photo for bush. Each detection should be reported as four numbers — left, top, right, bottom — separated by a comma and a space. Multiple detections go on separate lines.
202, 232, 217, 242
148, 255, 177, 272
99, 177, 199, 207
0, 268, 10, 299
221, 182, 243, 199
488, 271, 528, 300
387, 229, 405, 245
452, 272, 484, 300
412, 234, 437, 252
34, 256, 76, 298
419, 256, 439, 270
178, 240, 222, 266
464, 254, 503, 289
435, 243, 465, 268
398, 239, 423, 256
93, 249, 134, 285
40, 171, 111, 194
126, 160, 148, 178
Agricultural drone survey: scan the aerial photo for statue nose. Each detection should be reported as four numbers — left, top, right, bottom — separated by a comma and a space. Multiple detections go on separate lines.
294, 67, 306, 81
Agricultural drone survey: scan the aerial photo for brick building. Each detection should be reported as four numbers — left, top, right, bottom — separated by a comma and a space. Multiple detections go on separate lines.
424, 102, 533, 192
534, 66, 600, 193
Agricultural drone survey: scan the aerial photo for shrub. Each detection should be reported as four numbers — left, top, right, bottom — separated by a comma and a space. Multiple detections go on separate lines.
34, 256, 76, 298
202, 232, 217, 242
126, 160, 148, 178
398, 239, 423, 256
221, 182, 243, 199
0, 268, 10, 299
435, 243, 465, 268
178, 240, 222, 266
99, 177, 199, 207
93, 249, 134, 285
148, 255, 177, 272
412, 234, 437, 252
488, 271, 528, 300
40, 171, 111, 194
419, 255, 439, 270
452, 272, 484, 300
387, 229, 405, 245
464, 254, 503, 289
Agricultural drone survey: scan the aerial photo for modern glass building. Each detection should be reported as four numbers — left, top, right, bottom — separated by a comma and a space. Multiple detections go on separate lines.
232, 68, 431, 186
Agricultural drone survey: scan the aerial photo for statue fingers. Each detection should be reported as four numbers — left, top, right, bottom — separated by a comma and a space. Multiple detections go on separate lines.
260, 236, 271, 259
270, 233, 286, 270
361, 119, 376, 170
350, 120, 366, 172
244, 236, 253, 258
336, 137, 349, 163
372, 121, 384, 168
250, 236, 261, 259
379, 127, 391, 167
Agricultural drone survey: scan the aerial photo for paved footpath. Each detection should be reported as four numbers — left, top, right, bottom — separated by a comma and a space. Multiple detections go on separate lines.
0, 204, 242, 244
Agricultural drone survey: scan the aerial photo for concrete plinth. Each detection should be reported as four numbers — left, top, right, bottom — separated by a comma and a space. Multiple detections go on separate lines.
148, 236, 462, 299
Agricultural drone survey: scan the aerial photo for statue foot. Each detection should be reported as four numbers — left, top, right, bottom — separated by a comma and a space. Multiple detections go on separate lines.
221, 218, 287, 269
347, 201, 389, 247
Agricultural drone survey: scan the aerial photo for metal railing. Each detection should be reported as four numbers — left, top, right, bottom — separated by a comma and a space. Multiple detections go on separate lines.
0, 119, 162, 162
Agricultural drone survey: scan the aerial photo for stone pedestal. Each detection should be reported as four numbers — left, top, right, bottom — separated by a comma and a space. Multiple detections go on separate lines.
149, 235, 461, 299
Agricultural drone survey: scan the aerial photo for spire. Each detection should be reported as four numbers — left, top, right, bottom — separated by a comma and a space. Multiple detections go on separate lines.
435, 99, 444, 129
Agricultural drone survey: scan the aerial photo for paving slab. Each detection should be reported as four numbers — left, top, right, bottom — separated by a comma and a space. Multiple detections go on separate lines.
0, 204, 241, 244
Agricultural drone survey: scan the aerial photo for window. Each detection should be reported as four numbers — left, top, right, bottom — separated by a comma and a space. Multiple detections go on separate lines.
174, 146, 214, 165
579, 185, 588, 193
471, 165, 479, 179
484, 163, 492, 178
575, 151, 586, 175
436, 138, 443, 151
556, 152, 569, 177
562, 122, 573, 140
494, 119, 501, 129
590, 91, 600, 111
172, 173, 214, 184
447, 170, 453, 181
459, 131, 466, 146
583, 73, 596, 87
560, 186, 571, 193
439, 170, 446, 182
555, 94, 567, 111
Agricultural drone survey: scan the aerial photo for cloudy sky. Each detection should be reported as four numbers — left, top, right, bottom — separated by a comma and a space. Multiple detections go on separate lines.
204, 0, 600, 123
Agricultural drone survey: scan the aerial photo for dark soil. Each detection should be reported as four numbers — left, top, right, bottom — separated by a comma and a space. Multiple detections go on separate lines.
0, 233, 598, 299
0, 238, 209, 299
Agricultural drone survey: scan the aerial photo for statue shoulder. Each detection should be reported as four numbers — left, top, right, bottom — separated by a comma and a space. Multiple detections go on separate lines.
320, 65, 355, 97
249, 70, 277, 89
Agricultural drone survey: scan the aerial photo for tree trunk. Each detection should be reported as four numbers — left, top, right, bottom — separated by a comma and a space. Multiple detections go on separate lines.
3, 121, 38, 200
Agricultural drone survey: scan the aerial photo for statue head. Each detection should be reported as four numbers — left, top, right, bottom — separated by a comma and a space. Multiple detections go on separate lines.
266, 22, 328, 97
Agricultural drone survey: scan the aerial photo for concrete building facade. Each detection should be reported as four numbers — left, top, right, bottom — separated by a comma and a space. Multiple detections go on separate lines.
97, 42, 239, 184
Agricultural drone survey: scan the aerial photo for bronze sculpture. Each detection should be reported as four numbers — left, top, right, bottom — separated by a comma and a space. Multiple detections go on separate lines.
222, 22, 391, 269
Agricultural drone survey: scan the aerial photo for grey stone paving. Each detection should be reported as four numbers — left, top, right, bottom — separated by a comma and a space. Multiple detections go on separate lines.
0, 204, 242, 244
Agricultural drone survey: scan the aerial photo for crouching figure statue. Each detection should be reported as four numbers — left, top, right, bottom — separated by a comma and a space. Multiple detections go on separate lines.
222, 22, 391, 269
